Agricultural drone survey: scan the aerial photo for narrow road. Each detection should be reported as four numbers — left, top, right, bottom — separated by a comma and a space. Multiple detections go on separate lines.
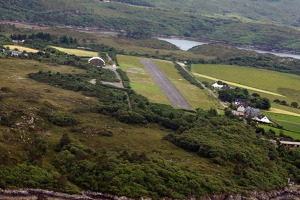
176, 62, 227, 108
140, 59, 192, 109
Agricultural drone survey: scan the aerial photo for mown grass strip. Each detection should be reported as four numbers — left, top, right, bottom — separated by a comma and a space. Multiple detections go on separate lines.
48, 46, 98, 57
193, 72, 285, 97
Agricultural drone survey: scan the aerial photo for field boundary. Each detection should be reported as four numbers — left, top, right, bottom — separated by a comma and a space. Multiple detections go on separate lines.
193, 72, 285, 97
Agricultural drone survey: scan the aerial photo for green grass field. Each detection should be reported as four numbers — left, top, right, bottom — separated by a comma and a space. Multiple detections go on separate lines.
259, 124, 300, 140
192, 64, 300, 112
260, 111, 300, 136
49, 46, 99, 57
117, 55, 170, 105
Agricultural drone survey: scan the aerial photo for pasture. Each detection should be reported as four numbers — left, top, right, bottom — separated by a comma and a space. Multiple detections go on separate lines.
48, 46, 99, 57
4, 45, 39, 53
192, 64, 300, 112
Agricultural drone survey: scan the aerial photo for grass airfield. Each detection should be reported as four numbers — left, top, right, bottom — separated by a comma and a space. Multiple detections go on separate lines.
118, 55, 216, 110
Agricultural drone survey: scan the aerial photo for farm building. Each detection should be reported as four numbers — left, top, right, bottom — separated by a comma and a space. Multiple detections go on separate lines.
253, 115, 271, 124
212, 82, 224, 89
2, 49, 27, 57
244, 106, 260, 117
279, 141, 300, 148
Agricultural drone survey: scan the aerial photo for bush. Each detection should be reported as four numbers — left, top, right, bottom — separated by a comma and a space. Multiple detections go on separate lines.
98, 129, 113, 137
48, 113, 78, 126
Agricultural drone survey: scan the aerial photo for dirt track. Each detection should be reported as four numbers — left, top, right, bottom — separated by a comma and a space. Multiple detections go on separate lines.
140, 59, 192, 109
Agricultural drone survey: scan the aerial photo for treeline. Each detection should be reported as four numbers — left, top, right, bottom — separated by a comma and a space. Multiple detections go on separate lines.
174, 63, 204, 89
218, 88, 271, 109
273, 99, 299, 109
116, 68, 131, 89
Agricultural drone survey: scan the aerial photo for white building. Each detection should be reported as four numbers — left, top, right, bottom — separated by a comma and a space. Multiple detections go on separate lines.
254, 115, 271, 124
212, 82, 224, 89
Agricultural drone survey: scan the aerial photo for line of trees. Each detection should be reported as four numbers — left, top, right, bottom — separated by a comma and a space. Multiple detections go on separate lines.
273, 99, 299, 109
218, 88, 271, 109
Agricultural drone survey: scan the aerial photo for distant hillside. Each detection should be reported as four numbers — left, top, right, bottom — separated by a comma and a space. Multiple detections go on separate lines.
148, 0, 300, 27
189, 44, 300, 75
1, 0, 300, 51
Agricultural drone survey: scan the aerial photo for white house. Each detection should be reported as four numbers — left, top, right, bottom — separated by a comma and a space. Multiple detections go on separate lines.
254, 115, 271, 124
237, 105, 246, 113
212, 82, 224, 89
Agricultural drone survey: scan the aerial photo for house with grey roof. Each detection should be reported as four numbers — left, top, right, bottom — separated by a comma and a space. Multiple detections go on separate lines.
244, 106, 260, 117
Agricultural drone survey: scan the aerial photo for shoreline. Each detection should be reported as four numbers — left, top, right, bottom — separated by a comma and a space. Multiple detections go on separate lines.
153, 35, 300, 56
1, 187, 300, 200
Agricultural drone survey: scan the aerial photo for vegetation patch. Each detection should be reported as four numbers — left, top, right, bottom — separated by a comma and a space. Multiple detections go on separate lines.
4, 45, 39, 53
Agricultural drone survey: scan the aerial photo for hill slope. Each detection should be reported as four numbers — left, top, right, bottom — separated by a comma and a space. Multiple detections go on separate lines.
148, 0, 300, 27
1, 0, 300, 51
1, 51, 300, 198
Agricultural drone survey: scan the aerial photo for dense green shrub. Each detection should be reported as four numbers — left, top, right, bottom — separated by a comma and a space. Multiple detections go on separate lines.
48, 113, 78, 126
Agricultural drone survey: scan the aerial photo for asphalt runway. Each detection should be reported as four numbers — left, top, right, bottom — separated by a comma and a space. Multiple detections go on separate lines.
140, 59, 192, 109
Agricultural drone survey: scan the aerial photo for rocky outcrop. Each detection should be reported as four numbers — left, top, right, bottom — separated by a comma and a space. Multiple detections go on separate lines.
1, 188, 300, 200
